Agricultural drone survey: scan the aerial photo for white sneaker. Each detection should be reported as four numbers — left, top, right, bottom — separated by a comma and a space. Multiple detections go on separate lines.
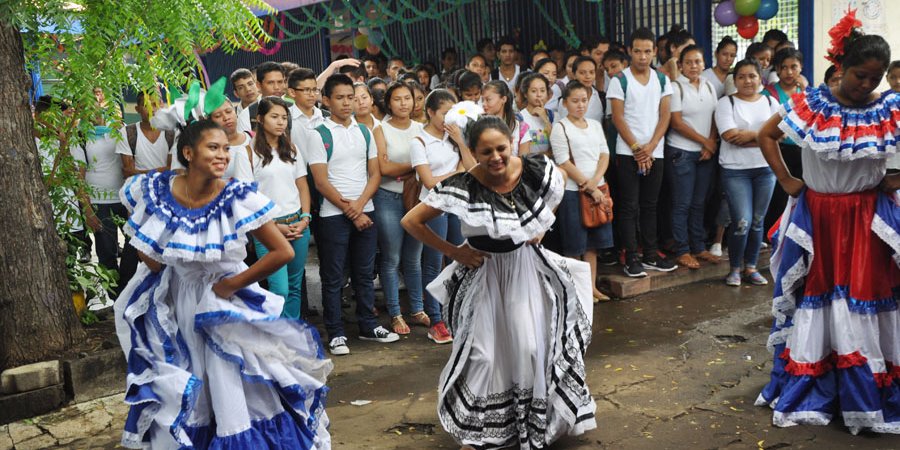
329, 336, 350, 355
709, 243, 723, 257
359, 326, 400, 343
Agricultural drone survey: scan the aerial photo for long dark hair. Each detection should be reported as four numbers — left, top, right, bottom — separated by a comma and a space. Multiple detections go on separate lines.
253, 96, 295, 167
483, 80, 517, 133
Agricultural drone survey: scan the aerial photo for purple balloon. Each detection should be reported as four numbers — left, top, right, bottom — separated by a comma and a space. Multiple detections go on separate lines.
715, 0, 740, 26
755, 0, 779, 20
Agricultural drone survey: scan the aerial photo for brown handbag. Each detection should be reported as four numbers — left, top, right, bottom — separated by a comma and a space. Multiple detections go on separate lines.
559, 122, 614, 228
401, 137, 425, 211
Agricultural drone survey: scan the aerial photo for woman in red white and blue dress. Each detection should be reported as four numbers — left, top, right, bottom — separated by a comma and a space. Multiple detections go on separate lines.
755, 11, 900, 434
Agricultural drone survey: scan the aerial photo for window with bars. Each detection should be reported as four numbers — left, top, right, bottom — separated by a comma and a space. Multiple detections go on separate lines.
710, 0, 799, 60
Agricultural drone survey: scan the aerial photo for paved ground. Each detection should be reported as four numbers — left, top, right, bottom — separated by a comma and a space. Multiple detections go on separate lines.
4, 276, 900, 449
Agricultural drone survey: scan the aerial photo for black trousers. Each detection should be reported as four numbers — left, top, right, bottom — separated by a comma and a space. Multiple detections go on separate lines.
615, 155, 665, 256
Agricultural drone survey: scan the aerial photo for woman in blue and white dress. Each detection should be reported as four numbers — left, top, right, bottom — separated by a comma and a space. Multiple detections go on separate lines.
114, 119, 332, 449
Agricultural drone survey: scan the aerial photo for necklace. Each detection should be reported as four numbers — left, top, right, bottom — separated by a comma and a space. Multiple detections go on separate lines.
489, 183, 517, 209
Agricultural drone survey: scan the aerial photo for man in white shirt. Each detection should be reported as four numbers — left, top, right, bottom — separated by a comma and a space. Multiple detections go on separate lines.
116, 91, 173, 176
607, 28, 677, 277
237, 62, 287, 133
307, 74, 398, 356
229, 68, 260, 118
287, 68, 325, 163
492, 36, 521, 93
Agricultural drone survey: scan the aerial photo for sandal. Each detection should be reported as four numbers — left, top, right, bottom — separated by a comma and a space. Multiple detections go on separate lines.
675, 253, 701, 270
391, 315, 410, 335
409, 311, 431, 328
693, 250, 720, 264
593, 291, 611, 303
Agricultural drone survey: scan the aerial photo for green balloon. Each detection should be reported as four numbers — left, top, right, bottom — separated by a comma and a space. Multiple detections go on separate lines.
734, 0, 761, 16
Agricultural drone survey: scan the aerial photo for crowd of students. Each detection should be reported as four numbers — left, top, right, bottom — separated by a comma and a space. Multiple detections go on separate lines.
42, 25, 900, 359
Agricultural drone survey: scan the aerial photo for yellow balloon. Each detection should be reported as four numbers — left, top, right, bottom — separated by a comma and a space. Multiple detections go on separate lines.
353, 34, 369, 50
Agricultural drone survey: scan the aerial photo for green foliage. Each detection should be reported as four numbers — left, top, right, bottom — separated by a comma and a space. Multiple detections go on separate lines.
80, 309, 99, 325
1, 0, 270, 302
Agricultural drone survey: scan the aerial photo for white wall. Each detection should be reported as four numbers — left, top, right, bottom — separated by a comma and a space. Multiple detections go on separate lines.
812, 0, 899, 89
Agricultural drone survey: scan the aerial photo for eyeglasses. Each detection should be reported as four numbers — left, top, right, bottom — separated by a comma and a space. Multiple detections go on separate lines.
292, 87, 320, 94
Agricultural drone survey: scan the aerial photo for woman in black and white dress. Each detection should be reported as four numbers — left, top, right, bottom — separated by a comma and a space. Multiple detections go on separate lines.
402, 116, 596, 450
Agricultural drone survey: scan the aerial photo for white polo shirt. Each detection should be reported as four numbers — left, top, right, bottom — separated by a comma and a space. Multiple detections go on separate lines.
550, 117, 609, 191
306, 118, 377, 218
409, 130, 460, 202
606, 68, 673, 159
75, 131, 124, 204
667, 76, 718, 152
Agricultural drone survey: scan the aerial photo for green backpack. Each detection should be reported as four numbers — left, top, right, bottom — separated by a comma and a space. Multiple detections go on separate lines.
614, 69, 668, 96
308, 123, 372, 212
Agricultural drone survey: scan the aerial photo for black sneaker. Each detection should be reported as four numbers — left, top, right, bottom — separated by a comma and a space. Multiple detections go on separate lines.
623, 256, 648, 278
598, 250, 618, 266
642, 255, 678, 272
359, 326, 400, 343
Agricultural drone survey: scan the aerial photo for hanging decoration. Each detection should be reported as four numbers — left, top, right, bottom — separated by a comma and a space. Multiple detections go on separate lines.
715, 0, 780, 40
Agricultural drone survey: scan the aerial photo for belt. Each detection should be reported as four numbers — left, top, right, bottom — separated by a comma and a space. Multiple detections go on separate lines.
467, 236, 523, 253
274, 211, 302, 225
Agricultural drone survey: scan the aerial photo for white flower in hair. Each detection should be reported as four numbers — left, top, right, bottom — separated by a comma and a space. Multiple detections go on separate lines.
445, 101, 483, 133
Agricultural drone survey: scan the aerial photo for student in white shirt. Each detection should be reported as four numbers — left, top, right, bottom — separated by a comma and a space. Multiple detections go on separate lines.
286, 68, 325, 164
116, 92, 173, 176
701, 37, 737, 99
237, 62, 287, 133
557, 56, 604, 123
233, 97, 311, 320
517, 72, 555, 155
549, 81, 613, 301
714, 59, 779, 287
666, 45, 720, 270
171, 100, 249, 180
482, 80, 531, 156
372, 81, 426, 336
533, 58, 562, 112
409, 89, 474, 344
307, 74, 397, 355
491, 36, 521, 93
607, 27, 677, 277
353, 82, 381, 132
229, 68, 260, 118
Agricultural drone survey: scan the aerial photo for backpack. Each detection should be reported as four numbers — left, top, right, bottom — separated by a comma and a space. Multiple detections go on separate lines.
614, 70, 668, 97
727, 94, 773, 122
126, 123, 174, 157
308, 123, 372, 212
673, 79, 715, 103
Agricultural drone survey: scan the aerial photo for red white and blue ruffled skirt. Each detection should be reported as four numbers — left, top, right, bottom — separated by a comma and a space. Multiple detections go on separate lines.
756, 188, 900, 433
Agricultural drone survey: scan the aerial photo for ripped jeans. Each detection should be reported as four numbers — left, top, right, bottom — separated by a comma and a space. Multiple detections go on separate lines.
721, 167, 776, 270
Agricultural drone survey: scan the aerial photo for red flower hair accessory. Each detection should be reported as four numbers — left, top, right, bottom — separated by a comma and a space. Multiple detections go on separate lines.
825, 8, 863, 69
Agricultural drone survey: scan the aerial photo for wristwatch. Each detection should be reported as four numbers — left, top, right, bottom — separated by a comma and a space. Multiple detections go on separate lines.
630, 142, 641, 151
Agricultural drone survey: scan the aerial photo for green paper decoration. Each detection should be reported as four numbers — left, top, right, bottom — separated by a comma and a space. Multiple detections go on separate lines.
203, 77, 228, 116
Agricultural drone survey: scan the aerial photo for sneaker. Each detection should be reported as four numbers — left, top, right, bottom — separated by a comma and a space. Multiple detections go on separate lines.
599, 250, 618, 266
745, 271, 768, 286
329, 336, 350, 356
428, 322, 453, 344
709, 243, 723, 257
725, 271, 742, 287
359, 326, 400, 343
623, 256, 648, 278
642, 255, 678, 272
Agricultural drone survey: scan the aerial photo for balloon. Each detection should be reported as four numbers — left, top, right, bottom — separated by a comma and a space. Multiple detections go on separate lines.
755, 0, 779, 20
714, 1, 739, 26
736, 15, 759, 39
366, 43, 381, 55
353, 33, 368, 50
734, 0, 761, 16
368, 30, 384, 46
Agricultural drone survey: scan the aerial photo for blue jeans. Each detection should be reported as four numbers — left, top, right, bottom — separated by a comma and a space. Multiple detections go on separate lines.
315, 213, 379, 339
670, 147, 715, 255
254, 213, 310, 319
421, 214, 454, 323
373, 188, 423, 317
721, 167, 776, 270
